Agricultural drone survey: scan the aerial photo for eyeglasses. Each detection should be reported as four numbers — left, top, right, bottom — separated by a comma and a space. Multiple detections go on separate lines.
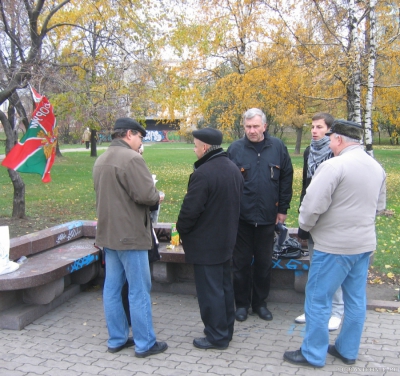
130, 130, 143, 140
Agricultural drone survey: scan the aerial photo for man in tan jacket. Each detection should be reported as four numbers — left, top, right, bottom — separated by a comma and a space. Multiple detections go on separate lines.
82, 127, 91, 149
93, 117, 167, 358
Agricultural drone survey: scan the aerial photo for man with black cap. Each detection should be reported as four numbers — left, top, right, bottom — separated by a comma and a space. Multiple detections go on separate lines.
93, 117, 168, 358
227, 108, 293, 322
177, 127, 243, 350
284, 119, 386, 368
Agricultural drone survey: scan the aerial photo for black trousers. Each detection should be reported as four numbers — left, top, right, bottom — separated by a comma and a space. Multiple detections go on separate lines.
232, 220, 275, 311
193, 260, 235, 347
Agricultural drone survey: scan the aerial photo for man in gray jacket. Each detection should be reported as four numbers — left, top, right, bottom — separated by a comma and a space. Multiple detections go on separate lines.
93, 117, 167, 358
284, 120, 386, 368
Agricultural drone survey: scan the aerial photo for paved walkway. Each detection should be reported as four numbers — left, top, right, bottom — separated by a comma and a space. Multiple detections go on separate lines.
0, 289, 399, 376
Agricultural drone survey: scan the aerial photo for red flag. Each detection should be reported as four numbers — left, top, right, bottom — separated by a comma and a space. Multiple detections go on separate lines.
1, 87, 58, 183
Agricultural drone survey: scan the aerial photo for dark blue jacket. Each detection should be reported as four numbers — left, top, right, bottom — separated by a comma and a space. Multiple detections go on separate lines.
177, 149, 244, 265
227, 133, 293, 226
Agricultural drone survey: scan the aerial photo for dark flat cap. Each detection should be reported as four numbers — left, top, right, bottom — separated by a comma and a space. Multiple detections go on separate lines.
325, 119, 363, 140
114, 117, 146, 137
192, 128, 223, 145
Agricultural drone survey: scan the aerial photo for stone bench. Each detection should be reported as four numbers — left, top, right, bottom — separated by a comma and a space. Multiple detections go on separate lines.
0, 220, 99, 330
152, 223, 309, 304
0, 221, 308, 329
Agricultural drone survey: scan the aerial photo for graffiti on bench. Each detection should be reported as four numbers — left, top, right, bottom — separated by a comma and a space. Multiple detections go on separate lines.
56, 226, 83, 244
68, 254, 99, 273
272, 258, 309, 270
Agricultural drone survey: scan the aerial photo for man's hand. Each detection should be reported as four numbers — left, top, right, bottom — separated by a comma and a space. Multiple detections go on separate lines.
276, 213, 287, 224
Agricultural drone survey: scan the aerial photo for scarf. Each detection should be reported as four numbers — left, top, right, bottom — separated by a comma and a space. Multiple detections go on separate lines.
193, 147, 225, 171
307, 136, 333, 178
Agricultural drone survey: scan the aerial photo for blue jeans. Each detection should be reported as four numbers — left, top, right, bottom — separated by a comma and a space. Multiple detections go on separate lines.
103, 248, 156, 353
308, 236, 344, 318
301, 250, 371, 367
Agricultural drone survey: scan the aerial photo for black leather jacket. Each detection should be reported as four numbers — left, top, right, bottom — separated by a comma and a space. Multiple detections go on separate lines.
227, 132, 293, 226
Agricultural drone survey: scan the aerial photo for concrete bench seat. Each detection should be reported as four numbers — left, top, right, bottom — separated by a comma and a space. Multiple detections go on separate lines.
0, 221, 308, 330
0, 237, 98, 290
152, 224, 310, 303
0, 220, 99, 330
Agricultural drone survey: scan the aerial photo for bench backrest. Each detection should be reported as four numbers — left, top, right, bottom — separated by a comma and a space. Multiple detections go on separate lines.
9, 220, 97, 261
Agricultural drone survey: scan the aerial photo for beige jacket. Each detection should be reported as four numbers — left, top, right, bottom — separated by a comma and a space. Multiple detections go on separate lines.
82, 129, 91, 142
299, 145, 386, 255
93, 139, 159, 250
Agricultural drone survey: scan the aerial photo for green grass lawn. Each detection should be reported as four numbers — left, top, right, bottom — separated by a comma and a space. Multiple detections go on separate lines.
0, 141, 398, 278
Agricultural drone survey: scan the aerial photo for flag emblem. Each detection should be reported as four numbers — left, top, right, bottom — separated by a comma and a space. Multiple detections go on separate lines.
1, 87, 57, 183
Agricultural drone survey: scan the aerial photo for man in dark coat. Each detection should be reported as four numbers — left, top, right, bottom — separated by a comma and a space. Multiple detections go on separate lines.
177, 127, 244, 350
227, 108, 293, 322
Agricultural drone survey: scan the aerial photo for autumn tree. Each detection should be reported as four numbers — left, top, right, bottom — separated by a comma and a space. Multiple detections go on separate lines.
49, 0, 172, 155
0, 0, 71, 218
263, 0, 400, 156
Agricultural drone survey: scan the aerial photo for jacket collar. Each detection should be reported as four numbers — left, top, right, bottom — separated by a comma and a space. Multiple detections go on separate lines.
194, 148, 225, 170
110, 138, 132, 150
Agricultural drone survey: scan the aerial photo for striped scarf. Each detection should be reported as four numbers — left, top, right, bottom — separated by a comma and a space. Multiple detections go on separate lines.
307, 136, 333, 178
204, 144, 221, 156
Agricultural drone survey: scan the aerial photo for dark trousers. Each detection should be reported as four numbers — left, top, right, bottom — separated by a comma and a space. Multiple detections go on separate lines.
85, 141, 90, 149
193, 260, 235, 347
232, 220, 275, 311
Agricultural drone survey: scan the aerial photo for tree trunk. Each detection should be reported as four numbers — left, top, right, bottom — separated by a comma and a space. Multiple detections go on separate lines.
90, 129, 97, 157
56, 142, 63, 157
295, 127, 302, 155
364, 0, 377, 157
8, 169, 26, 219
0, 109, 26, 218
347, 0, 362, 124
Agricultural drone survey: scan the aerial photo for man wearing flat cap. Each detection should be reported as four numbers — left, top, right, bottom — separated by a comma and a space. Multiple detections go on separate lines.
93, 117, 167, 358
284, 119, 386, 368
177, 127, 244, 350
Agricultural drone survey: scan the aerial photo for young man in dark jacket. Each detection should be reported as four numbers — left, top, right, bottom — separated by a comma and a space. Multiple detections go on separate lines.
177, 128, 244, 350
295, 112, 344, 331
227, 108, 293, 322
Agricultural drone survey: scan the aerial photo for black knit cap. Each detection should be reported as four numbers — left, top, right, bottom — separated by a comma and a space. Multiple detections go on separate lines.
325, 119, 363, 140
192, 128, 223, 145
114, 117, 146, 137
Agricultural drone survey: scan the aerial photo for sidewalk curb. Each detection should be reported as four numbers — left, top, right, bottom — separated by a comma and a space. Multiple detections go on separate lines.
367, 299, 400, 311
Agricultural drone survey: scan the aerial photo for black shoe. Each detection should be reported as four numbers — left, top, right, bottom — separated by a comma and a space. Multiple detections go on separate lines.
135, 341, 168, 358
193, 337, 228, 350
254, 306, 273, 321
283, 349, 322, 368
235, 307, 248, 322
327, 345, 356, 365
107, 337, 135, 353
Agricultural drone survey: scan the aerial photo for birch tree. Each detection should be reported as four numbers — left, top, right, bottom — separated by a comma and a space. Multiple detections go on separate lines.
364, 0, 377, 155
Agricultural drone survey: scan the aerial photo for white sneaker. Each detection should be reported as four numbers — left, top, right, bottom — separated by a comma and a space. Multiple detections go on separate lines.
295, 313, 306, 324
328, 316, 341, 331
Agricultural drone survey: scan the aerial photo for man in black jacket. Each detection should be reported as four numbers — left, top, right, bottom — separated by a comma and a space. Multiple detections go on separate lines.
227, 108, 293, 322
177, 128, 244, 350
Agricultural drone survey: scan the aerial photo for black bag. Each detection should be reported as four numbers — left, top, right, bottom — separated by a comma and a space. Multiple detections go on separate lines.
148, 226, 160, 263
273, 237, 304, 260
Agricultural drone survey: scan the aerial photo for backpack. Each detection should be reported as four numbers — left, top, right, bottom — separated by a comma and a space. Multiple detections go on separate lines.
273, 236, 306, 260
